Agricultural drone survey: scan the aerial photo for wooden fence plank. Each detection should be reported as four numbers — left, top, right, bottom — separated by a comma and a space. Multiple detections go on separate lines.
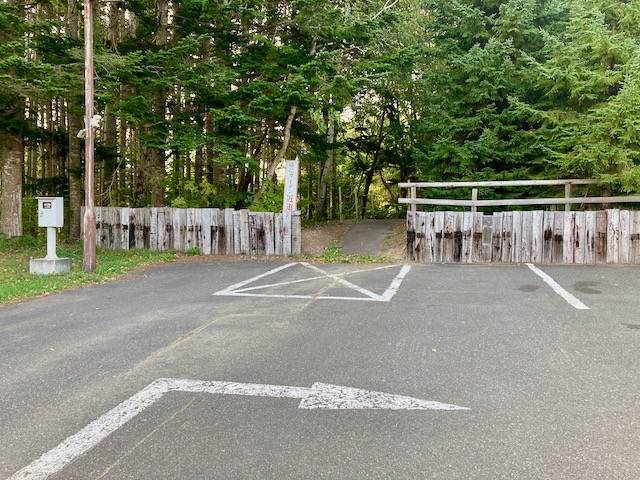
531, 211, 544, 263
274, 213, 283, 255
472, 213, 483, 263
264, 212, 275, 256
408, 212, 417, 262
201, 208, 213, 255
178, 208, 188, 252
424, 212, 435, 263
619, 210, 630, 264
99, 208, 107, 248
542, 211, 553, 264
462, 212, 473, 263
292, 212, 302, 255
144, 208, 152, 249
501, 212, 512, 263
119, 207, 129, 250
452, 212, 463, 262
563, 212, 575, 264
442, 212, 455, 263
130, 208, 138, 249
595, 210, 607, 264
415, 212, 426, 263
573, 211, 586, 264
552, 212, 563, 263
108, 207, 114, 248
185, 208, 195, 251
232, 210, 241, 254
150, 208, 158, 250
164, 208, 173, 251
224, 208, 234, 255
195, 209, 204, 253
95, 207, 104, 247
606, 209, 620, 264
630, 211, 640, 264
239, 209, 250, 255
520, 211, 532, 263
216, 209, 226, 254
511, 211, 522, 263
434, 211, 444, 263
258, 213, 267, 255
481, 215, 493, 263
584, 211, 596, 264
128, 208, 136, 249
208, 208, 218, 255
491, 212, 502, 262
248, 213, 258, 256
127, 208, 135, 249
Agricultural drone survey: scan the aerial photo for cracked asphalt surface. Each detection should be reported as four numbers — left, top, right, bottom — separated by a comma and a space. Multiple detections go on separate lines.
1, 260, 639, 479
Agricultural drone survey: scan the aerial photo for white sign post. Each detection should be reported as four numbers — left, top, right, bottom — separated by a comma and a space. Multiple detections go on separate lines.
282, 159, 299, 255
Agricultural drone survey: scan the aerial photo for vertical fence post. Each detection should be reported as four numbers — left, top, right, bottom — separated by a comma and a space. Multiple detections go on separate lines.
471, 188, 478, 213
338, 186, 343, 221
410, 186, 417, 214
565, 182, 572, 212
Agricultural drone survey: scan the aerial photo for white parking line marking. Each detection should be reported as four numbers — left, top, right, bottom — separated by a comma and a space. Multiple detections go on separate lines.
10, 378, 467, 480
380, 265, 412, 302
219, 292, 382, 301
213, 263, 412, 302
215, 262, 297, 294
526, 263, 590, 310
232, 264, 400, 293
299, 262, 383, 300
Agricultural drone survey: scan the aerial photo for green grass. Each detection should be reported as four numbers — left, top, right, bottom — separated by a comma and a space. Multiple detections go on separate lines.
0, 235, 176, 305
300, 244, 390, 264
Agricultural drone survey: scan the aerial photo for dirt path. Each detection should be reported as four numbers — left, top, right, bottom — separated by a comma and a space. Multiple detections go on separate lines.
341, 219, 402, 256
302, 219, 405, 259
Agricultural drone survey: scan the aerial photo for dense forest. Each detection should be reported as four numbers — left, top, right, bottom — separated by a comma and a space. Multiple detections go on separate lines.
1, 0, 640, 238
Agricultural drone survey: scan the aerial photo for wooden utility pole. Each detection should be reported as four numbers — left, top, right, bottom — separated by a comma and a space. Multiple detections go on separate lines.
83, 0, 96, 272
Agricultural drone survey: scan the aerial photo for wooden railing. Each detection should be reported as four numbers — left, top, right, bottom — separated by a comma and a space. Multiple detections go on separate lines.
399, 179, 640, 212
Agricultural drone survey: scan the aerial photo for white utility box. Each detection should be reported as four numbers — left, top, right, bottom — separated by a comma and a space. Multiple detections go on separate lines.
38, 197, 64, 228
30, 196, 71, 275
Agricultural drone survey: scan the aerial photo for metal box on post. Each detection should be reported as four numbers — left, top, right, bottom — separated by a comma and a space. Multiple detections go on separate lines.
37, 197, 64, 228
30, 197, 71, 275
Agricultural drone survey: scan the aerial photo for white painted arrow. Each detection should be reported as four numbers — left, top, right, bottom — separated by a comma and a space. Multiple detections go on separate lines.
168, 378, 469, 410
10, 378, 468, 480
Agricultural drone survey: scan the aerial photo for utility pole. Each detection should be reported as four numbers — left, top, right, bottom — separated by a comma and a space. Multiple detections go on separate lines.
83, 0, 96, 272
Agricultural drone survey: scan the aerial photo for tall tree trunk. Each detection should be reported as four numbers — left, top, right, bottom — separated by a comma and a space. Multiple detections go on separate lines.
148, 0, 169, 206
316, 111, 335, 219
67, 0, 83, 238
0, 131, 23, 237
102, 104, 117, 205
259, 105, 297, 194
101, 3, 120, 206
117, 118, 127, 204
361, 109, 386, 218
194, 146, 203, 186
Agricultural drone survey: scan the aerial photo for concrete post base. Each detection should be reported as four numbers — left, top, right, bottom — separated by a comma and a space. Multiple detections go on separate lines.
29, 257, 72, 275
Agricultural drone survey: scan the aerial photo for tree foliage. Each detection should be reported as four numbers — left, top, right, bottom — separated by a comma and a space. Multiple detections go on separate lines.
1, 0, 640, 236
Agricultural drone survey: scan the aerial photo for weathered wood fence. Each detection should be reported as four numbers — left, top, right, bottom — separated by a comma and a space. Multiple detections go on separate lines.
407, 210, 640, 264
85, 207, 301, 256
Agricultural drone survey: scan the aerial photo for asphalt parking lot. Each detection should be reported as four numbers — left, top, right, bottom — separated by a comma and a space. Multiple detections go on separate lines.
1, 260, 639, 479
